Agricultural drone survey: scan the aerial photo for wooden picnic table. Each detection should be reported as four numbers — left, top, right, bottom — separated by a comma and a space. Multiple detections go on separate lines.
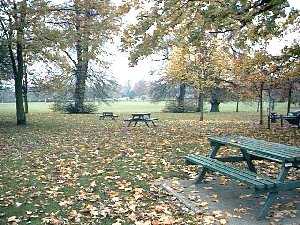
99, 112, 118, 120
268, 112, 300, 129
124, 112, 158, 127
185, 135, 300, 219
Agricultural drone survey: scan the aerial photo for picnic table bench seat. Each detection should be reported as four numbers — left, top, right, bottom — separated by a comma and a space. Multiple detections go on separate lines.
186, 154, 277, 191
147, 117, 158, 121
124, 117, 158, 125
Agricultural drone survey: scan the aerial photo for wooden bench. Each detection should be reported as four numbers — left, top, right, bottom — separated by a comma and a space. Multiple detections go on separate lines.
186, 154, 277, 191
99, 112, 118, 120
185, 135, 300, 219
124, 117, 158, 127
146, 117, 158, 125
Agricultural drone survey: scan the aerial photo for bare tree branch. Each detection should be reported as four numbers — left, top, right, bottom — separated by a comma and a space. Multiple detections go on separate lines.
63, 50, 77, 66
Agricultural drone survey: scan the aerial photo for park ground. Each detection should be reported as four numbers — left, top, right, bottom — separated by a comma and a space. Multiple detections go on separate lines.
0, 102, 299, 225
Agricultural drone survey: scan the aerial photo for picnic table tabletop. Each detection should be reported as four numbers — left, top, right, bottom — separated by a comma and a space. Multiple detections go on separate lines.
208, 135, 300, 163
131, 113, 151, 118
282, 115, 299, 119
131, 112, 151, 116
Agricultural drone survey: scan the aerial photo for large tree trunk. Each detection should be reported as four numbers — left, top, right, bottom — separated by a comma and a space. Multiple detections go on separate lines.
9, 1, 27, 125
259, 82, 264, 125
210, 87, 221, 112
287, 82, 292, 115
177, 83, 186, 113
15, 72, 26, 125
15, 33, 26, 124
197, 92, 204, 121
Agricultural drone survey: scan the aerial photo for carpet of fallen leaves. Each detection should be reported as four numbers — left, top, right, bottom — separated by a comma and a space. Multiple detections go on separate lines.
0, 112, 299, 225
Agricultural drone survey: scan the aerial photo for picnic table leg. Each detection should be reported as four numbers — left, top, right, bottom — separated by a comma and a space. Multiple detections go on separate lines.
277, 164, 291, 182
195, 144, 221, 184
258, 192, 278, 219
258, 164, 291, 219
144, 121, 149, 127
127, 121, 132, 127
152, 121, 156, 126
133, 121, 138, 127
240, 148, 257, 173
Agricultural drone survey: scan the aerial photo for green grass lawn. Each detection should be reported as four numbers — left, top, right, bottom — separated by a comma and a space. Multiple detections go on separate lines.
0, 101, 166, 113
0, 101, 298, 114
0, 103, 299, 224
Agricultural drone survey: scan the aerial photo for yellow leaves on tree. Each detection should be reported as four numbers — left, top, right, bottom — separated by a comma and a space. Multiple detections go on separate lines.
237, 51, 279, 87
166, 39, 235, 92
166, 46, 191, 84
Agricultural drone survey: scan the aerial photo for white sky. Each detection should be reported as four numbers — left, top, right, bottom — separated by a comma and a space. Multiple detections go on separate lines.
109, 52, 163, 86
111, 0, 300, 85
22, 0, 299, 87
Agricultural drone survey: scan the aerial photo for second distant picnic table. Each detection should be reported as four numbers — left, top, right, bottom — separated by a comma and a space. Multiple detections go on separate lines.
124, 112, 158, 127
268, 112, 300, 129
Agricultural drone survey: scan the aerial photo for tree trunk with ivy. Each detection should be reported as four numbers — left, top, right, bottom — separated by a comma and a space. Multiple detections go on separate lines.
74, 57, 88, 113
73, 5, 89, 113
177, 83, 186, 113
210, 87, 221, 112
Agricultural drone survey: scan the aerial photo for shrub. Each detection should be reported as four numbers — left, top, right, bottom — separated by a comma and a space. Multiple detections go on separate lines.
50, 102, 98, 114
163, 100, 198, 113
49, 101, 66, 112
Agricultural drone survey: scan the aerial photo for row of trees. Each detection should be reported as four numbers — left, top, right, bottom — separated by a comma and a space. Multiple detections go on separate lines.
0, 0, 128, 125
0, 79, 148, 102
1, 0, 299, 125
162, 41, 299, 122
122, 0, 300, 123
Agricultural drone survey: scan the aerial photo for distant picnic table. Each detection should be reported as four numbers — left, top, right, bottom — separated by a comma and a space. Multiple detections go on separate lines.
124, 112, 158, 127
99, 112, 118, 120
185, 135, 300, 219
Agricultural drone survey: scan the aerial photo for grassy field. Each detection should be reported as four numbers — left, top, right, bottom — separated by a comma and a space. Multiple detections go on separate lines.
0, 101, 298, 114
0, 102, 299, 224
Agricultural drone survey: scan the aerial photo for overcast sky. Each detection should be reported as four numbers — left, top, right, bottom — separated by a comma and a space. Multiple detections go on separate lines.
111, 0, 300, 85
